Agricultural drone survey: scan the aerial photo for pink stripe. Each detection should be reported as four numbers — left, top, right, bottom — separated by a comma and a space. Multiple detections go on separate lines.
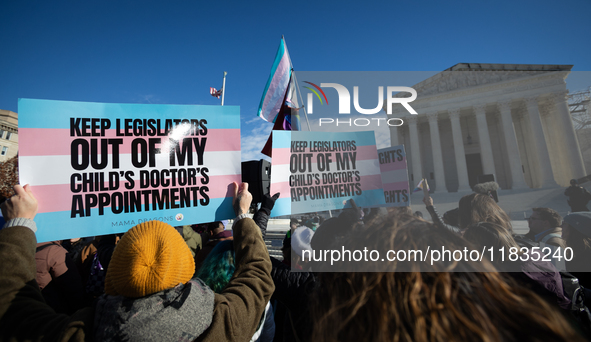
271, 181, 291, 199
383, 181, 410, 192
19, 128, 240, 156
379, 158, 408, 172
272, 145, 379, 165
32, 174, 241, 213
272, 148, 291, 165
262, 53, 290, 120
272, 174, 383, 199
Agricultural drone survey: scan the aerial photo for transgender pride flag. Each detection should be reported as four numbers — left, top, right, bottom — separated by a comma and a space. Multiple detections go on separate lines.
257, 37, 292, 122
18, 99, 241, 243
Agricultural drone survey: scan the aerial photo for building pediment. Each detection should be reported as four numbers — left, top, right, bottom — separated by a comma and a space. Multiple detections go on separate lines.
411, 63, 572, 97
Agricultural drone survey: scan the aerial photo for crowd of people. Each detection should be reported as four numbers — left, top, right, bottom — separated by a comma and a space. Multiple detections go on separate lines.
2, 180, 591, 341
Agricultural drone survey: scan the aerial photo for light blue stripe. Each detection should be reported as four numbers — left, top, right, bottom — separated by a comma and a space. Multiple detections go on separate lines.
272, 130, 378, 149
272, 131, 292, 149
270, 189, 386, 217
34, 197, 234, 243
270, 197, 292, 217
258, 39, 286, 118
18, 99, 240, 129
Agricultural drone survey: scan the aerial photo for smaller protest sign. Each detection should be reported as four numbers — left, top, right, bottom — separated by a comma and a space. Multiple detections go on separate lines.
270, 130, 386, 217
377, 145, 410, 207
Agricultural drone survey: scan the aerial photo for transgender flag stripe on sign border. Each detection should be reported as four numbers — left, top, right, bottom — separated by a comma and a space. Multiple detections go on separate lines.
18, 98, 241, 243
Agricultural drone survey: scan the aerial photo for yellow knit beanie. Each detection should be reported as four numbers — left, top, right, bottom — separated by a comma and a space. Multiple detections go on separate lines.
105, 220, 195, 298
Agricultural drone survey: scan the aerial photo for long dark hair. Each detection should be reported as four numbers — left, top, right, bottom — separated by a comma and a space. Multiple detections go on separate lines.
458, 193, 512, 232
310, 214, 580, 341
464, 222, 522, 271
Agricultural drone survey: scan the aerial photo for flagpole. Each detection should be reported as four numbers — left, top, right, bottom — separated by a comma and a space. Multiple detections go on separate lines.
292, 71, 311, 131
282, 36, 311, 132
221, 71, 227, 106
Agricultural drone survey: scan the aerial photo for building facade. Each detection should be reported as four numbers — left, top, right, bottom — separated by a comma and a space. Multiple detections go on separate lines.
0, 110, 18, 163
388, 63, 586, 192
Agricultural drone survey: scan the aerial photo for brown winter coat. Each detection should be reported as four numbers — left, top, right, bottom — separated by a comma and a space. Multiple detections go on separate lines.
0, 217, 274, 342
35, 241, 68, 290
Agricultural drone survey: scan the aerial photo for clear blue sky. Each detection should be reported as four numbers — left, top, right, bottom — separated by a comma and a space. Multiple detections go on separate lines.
2, 0, 590, 160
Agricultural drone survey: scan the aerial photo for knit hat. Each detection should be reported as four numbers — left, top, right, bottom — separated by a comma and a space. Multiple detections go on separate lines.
105, 220, 195, 298
563, 212, 591, 238
292, 227, 315, 257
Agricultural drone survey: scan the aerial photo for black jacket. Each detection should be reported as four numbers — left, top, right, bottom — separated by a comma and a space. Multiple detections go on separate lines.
426, 205, 462, 235
253, 207, 270, 240
270, 257, 316, 342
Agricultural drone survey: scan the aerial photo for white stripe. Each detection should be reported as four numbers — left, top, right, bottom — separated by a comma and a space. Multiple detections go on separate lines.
381, 169, 409, 183
271, 159, 381, 184
20, 151, 241, 186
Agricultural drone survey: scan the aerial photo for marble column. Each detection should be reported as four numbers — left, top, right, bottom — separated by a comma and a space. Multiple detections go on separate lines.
525, 96, 557, 187
408, 116, 423, 183
428, 114, 448, 192
552, 91, 587, 179
498, 100, 528, 189
391, 125, 400, 146
474, 104, 495, 175
449, 109, 471, 191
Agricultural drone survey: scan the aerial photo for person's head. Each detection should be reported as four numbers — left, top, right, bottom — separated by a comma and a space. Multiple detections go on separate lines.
281, 236, 292, 264
310, 213, 580, 341
464, 222, 521, 269
413, 211, 423, 219
311, 217, 345, 252
196, 240, 235, 293
571, 179, 578, 186
208, 221, 224, 235
458, 193, 512, 231
291, 226, 315, 268
442, 208, 459, 227
387, 206, 413, 216
290, 218, 299, 231
105, 220, 195, 298
562, 212, 591, 244
562, 212, 591, 272
528, 207, 562, 233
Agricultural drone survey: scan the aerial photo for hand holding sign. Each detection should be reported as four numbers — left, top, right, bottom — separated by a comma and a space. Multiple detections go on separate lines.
232, 182, 253, 216
1, 184, 38, 221
260, 193, 281, 214
421, 179, 434, 207
422, 195, 434, 207
422, 179, 430, 198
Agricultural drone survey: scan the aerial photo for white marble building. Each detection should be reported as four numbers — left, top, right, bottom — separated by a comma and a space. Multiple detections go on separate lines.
388, 63, 586, 192
0, 110, 18, 163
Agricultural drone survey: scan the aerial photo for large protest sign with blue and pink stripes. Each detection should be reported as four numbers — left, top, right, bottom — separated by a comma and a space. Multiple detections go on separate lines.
377, 145, 410, 207
269, 130, 386, 217
18, 99, 240, 243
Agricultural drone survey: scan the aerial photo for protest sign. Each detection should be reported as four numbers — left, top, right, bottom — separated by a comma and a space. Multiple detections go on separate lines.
18, 99, 240, 242
269, 130, 385, 217
377, 145, 410, 207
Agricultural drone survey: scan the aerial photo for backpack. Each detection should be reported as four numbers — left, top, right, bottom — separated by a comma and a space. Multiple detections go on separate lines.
85, 253, 106, 296
583, 188, 591, 203
514, 234, 591, 330
561, 272, 591, 331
